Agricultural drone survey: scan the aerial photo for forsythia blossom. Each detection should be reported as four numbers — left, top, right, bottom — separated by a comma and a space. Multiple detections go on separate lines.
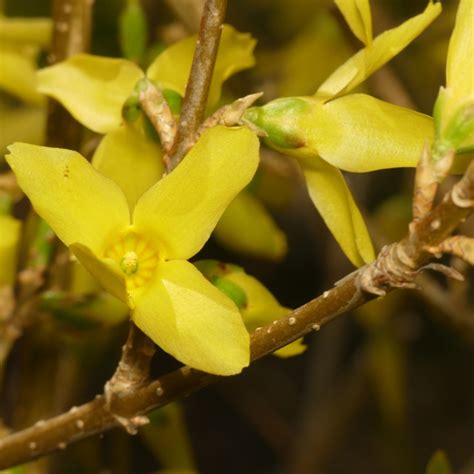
7, 125, 260, 375
245, 1, 441, 267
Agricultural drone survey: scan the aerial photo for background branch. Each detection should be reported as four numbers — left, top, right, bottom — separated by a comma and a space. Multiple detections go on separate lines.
46, 0, 92, 149
0, 161, 472, 468
163, 0, 204, 33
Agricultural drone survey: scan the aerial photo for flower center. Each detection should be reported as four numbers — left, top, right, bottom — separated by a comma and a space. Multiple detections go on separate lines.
105, 232, 159, 291
120, 251, 139, 275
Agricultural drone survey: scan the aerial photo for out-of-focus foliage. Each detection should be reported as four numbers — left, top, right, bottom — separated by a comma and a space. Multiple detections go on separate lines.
426, 450, 453, 474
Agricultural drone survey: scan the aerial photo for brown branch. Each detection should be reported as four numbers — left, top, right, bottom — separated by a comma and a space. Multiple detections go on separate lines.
46, 0, 92, 149
166, 0, 228, 171
0, 161, 472, 468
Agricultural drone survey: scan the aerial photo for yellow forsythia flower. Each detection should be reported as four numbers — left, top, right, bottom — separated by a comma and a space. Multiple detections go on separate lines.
245, 1, 441, 267
36, 25, 256, 134
7, 125, 260, 375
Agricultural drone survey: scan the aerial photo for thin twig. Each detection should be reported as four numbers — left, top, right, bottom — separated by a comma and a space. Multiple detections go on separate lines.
0, 161, 472, 468
166, 0, 228, 171
46, 0, 92, 149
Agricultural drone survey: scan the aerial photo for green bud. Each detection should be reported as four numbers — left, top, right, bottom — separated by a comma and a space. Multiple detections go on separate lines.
433, 101, 474, 160
244, 97, 311, 149
194, 259, 244, 279
142, 114, 160, 143
162, 88, 183, 115
210, 275, 248, 309
443, 102, 474, 150
119, 0, 148, 62
122, 94, 141, 123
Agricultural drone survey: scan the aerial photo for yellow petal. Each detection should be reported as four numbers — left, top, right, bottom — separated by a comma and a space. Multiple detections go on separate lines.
335, 0, 372, 45
316, 1, 441, 99
132, 260, 250, 375
37, 54, 144, 133
313, 94, 434, 172
133, 126, 259, 260
222, 269, 306, 358
300, 158, 375, 267
274, 340, 307, 358
0, 106, 46, 153
6, 143, 130, 255
0, 215, 21, 286
69, 243, 129, 304
0, 45, 43, 104
439, 0, 474, 133
270, 12, 353, 97
0, 17, 52, 47
213, 191, 287, 261
147, 24, 256, 107
92, 124, 165, 210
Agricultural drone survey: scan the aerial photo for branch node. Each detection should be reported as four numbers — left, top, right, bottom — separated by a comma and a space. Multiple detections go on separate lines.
426, 236, 474, 266
138, 79, 177, 159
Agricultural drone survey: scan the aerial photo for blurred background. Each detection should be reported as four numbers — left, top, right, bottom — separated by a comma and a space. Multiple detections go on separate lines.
0, 0, 473, 473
